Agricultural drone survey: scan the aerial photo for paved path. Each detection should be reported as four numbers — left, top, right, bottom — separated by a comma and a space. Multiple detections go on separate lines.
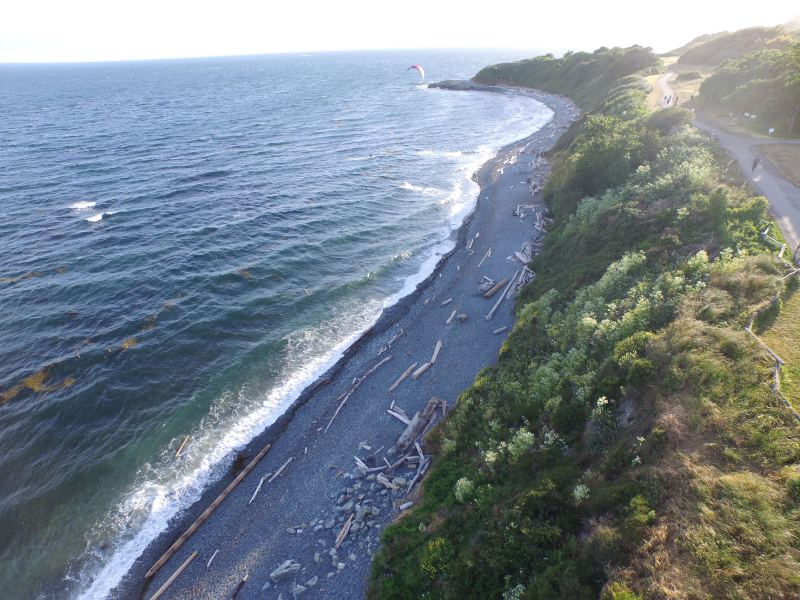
695, 122, 800, 254
658, 72, 800, 254
656, 72, 676, 108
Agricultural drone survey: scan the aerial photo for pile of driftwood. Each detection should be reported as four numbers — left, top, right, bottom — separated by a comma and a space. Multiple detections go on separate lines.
516, 266, 536, 290
346, 396, 446, 502
389, 396, 446, 493
534, 210, 553, 232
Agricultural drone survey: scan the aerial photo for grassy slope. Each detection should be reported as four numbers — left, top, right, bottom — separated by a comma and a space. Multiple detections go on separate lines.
761, 286, 800, 410
368, 46, 800, 600
473, 46, 660, 113
757, 144, 800, 187
678, 26, 796, 66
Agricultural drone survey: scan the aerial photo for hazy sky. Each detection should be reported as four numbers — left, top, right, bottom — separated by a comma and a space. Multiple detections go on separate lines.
1, 0, 797, 63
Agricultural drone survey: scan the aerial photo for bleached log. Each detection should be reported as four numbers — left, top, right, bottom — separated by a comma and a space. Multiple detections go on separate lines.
485, 270, 520, 320
335, 514, 354, 549
248, 476, 266, 505
483, 277, 508, 298
325, 355, 393, 433
415, 441, 425, 463
148, 551, 198, 600
388, 362, 417, 392
441, 298, 453, 306
387, 409, 411, 425
206, 549, 219, 569
267, 457, 292, 484
393, 405, 409, 419
406, 457, 430, 494
514, 251, 529, 264
376, 473, 399, 490
477, 247, 492, 267
446, 309, 457, 324
411, 362, 431, 380
493, 326, 508, 334
386, 453, 411, 473
145, 442, 272, 579
395, 397, 440, 453
430, 340, 443, 364
354, 456, 369, 471
175, 435, 190, 458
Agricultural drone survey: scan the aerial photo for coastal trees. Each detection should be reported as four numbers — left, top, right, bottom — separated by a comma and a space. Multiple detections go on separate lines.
699, 41, 800, 135
474, 46, 660, 111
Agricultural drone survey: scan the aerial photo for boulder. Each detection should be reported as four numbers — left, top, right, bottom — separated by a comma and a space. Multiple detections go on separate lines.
270, 559, 301, 582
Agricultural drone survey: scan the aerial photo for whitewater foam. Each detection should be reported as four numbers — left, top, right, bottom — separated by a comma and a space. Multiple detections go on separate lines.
70, 201, 96, 210
75, 301, 384, 600
416, 149, 464, 158
399, 181, 442, 196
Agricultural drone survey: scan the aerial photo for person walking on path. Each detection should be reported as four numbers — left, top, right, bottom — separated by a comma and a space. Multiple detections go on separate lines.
752, 157, 761, 172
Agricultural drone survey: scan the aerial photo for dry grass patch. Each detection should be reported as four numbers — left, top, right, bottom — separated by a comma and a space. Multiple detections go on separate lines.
762, 289, 800, 409
757, 144, 800, 188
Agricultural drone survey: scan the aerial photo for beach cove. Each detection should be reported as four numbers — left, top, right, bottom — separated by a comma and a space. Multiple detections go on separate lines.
111, 85, 578, 600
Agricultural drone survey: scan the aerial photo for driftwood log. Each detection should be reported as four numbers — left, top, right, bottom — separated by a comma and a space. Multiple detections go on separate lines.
335, 514, 354, 548
325, 355, 392, 433
388, 362, 417, 392
395, 397, 441, 453
430, 340, 442, 364
148, 551, 198, 600
145, 442, 271, 579
411, 362, 431, 380
485, 270, 520, 320
483, 277, 508, 298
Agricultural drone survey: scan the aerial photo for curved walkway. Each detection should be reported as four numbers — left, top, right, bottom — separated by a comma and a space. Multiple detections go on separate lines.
657, 73, 800, 253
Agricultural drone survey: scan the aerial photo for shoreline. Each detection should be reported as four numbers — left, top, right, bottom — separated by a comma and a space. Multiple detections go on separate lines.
108, 83, 578, 600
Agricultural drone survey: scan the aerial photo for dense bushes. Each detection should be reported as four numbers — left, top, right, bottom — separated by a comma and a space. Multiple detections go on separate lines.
678, 26, 796, 66
699, 42, 800, 134
474, 46, 659, 112
369, 51, 800, 600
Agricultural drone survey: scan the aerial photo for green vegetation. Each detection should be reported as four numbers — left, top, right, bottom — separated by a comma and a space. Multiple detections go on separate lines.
474, 46, 660, 113
369, 50, 800, 600
761, 284, 800, 409
699, 41, 800, 135
678, 26, 797, 66
675, 70, 701, 81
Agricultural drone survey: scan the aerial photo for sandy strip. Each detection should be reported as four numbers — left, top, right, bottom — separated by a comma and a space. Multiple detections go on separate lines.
114, 84, 578, 600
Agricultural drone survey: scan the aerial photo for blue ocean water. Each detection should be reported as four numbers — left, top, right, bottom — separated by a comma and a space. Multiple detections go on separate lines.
0, 50, 551, 598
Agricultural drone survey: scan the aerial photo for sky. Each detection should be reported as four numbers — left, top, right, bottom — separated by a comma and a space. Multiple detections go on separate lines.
1, 0, 798, 63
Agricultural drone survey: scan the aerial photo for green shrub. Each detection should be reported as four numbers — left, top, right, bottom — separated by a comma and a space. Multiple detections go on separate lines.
676, 71, 702, 81
601, 582, 643, 600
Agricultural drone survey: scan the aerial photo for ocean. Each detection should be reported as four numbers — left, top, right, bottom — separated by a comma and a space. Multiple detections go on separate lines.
0, 50, 551, 598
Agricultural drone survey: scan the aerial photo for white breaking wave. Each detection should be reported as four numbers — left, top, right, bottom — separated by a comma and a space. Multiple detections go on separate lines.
399, 182, 441, 196
74, 299, 385, 600
416, 149, 464, 158
70, 201, 96, 210
86, 213, 104, 223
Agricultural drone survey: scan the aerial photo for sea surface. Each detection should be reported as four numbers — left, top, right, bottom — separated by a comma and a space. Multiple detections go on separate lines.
0, 50, 551, 598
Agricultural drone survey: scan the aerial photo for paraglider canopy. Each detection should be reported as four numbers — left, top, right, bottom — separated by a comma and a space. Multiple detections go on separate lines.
407, 64, 425, 82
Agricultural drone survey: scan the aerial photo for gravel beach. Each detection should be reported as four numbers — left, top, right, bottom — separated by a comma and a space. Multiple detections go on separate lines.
112, 84, 578, 600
